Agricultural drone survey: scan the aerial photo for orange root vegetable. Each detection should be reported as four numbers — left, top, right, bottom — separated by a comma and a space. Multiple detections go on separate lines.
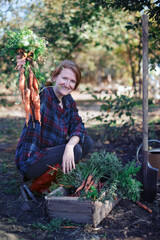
24, 88, 31, 126
34, 105, 41, 125
32, 92, 41, 125
74, 179, 86, 196
114, 196, 118, 201
29, 68, 35, 102
92, 182, 98, 189
30, 87, 35, 102
33, 76, 39, 91
84, 175, 93, 192
17, 54, 41, 126
85, 179, 95, 193
61, 226, 77, 229
30, 73, 41, 125
47, 165, 59, 171
32, 92, 40, 105
29, 68, 34, 89
19, 68, 26, 102
30, 101, 34, 117
136, 201, 152, 213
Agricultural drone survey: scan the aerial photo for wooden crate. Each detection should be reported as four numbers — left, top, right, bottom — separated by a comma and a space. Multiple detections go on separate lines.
45, 187, 119, 227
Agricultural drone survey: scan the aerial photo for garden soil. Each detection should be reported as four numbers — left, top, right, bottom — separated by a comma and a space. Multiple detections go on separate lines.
0, 91, 160, 240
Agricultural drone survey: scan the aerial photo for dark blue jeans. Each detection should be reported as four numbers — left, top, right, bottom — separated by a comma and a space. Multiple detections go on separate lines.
25, 135, 94, 180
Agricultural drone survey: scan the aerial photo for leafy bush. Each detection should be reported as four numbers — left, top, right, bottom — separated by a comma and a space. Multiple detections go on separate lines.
85, 88, 137, 128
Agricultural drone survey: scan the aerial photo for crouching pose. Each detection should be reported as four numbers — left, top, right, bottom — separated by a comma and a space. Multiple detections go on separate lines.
15, 59, 94, 194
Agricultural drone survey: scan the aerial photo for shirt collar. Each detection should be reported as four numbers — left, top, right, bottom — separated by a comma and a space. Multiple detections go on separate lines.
50, 87, 70, 109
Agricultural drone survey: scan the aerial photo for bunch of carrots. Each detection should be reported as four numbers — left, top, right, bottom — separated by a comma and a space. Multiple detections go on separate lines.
72, 174, 100, 197
17, 49, 41, 126
68, 174, 152, 213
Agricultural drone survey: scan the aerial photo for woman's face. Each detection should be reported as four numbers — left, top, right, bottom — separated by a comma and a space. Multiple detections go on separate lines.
53, 68, 77, 100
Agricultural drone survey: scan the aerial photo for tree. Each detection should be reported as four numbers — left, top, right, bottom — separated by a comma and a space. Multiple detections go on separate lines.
0, 0, 42, 87
90, 0, 160, 67
0, 0, 159, 93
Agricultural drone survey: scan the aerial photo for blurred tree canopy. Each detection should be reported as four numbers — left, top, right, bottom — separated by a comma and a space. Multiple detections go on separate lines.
0, 0, 159, 93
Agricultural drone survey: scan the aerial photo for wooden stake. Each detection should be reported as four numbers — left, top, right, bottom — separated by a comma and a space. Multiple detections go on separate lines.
142, 14, 148, 154
142, 14, 149, 190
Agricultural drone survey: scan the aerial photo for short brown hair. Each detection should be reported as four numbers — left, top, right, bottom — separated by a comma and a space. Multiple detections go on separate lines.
52, 60, 81, 89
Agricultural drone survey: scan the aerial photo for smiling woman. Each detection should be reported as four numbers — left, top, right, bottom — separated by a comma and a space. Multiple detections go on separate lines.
53, 68, 77, 99
15, 59, 94, 194
52, 60, 81, 90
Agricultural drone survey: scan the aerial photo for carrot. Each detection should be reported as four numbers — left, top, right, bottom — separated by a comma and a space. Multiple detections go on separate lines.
33, 92, 41, 125
19, 68, 25, 102
17, 54, 41, 125
114, 196, 118, 201
33, 76, 39, 91
34, 110, 41, 125
74, 179, 86, 195
47, 165, 59, 171
32, 93, 40, 108
30, 86, 35, 103
93, 182, 98, 189
84, 175, 93, 192
24, 88, 31, 126
136, 201, 152, 213
85, 179, 95, 193
61, 226, 77, 229
29, 68, 34, 89
32, 76, 40, 124
29, 69, 35, 102
30, 101, 34, 117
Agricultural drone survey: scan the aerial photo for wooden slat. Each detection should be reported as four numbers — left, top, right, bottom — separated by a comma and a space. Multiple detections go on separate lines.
48, 210, 93, 224
46, 198, 92, 213
92, 199, 119, 227
46, 195, 90, 202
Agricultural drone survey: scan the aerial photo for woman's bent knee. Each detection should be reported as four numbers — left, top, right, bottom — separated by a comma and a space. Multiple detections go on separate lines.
74, 144, 82, 163
82, 135, 94, 158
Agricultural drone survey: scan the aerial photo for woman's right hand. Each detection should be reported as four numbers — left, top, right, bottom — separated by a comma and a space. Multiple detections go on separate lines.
62, 144, 75, 174
16, 55, 26, 70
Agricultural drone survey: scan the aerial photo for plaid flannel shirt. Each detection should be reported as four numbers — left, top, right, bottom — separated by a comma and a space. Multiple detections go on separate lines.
15, 87, 87, 177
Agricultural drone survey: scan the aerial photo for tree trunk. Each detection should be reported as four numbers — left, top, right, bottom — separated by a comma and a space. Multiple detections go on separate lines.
97, 66, 102, 88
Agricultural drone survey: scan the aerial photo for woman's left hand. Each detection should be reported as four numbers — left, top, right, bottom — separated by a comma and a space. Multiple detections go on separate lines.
62, 144, 75, 174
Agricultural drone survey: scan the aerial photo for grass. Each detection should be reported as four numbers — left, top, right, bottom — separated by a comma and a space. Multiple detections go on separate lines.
31, 218, 83, 232
31, 219, 64, 231
0, 156, 21, 194
149, 118, 160, 125
3, 179, 21, 194
0, 118, 24, 195
0, 98, 15, 107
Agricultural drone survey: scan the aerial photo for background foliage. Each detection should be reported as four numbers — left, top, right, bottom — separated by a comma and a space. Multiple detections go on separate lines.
0, 0, 160, 97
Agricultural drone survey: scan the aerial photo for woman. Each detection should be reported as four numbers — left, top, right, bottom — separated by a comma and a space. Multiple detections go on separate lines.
15, 59, 94, 193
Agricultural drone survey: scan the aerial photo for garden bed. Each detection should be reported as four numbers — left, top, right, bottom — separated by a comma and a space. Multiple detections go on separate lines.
45, 187, 119, 227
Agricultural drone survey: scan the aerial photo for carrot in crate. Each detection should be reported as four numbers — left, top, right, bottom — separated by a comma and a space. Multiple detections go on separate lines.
84, 175, 94, 192
74, 179, 86, 196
